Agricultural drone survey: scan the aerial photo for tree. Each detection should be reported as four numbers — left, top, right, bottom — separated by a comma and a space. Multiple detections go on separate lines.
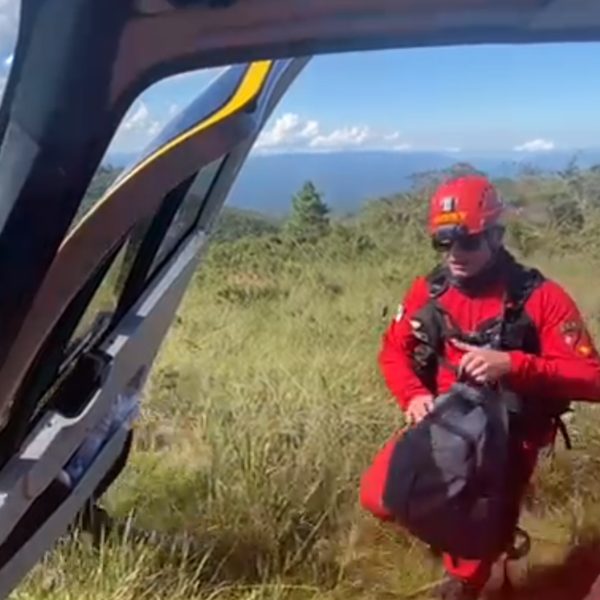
73, 164, 123, 226
409, 162, 486, 197
446, 162, 485, 179
284, 181, 330, 239
86, 165, 122, 203
211, 207, 280, 242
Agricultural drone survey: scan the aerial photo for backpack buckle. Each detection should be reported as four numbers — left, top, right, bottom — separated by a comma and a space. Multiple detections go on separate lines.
506, 527, 531, 560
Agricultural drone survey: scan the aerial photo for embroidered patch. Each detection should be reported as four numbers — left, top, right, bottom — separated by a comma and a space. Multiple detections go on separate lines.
560, 320, 580, 333
560, 319, 596, 356
561, 320, 581, 347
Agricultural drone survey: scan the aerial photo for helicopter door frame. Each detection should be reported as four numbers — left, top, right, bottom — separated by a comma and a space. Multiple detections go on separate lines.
0, 60, 307, 599
0, 58, 308, 442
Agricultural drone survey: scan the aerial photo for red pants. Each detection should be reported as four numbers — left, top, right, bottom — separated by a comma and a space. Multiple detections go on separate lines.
360, 429, 540, 590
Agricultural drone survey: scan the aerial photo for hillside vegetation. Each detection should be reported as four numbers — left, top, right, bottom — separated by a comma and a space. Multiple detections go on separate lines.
14, 163, 600, 600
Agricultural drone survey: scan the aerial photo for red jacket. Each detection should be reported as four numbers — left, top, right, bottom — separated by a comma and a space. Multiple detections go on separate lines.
379, 270, 600, 413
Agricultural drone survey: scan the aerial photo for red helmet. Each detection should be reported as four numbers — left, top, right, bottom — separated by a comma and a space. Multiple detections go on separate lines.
428, 175, 504, 239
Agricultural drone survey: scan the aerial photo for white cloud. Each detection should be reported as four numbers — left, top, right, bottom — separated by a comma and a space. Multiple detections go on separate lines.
513, 138, 555, 152
108, 66, 227, 153
311, 125, 371, 149
0, 0, 18, 56
123, 102, 151, 130
0, 0, 18, 105
110, 100, 166, 152
123, 101, 163, 137
256, 113, 303, 148
255, 113, 412, 153
300, 120, 319, 138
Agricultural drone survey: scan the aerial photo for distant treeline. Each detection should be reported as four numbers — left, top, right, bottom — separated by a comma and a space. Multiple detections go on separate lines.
80, 159, 600, 251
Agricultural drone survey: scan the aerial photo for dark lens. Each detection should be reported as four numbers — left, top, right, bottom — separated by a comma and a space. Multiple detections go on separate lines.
432, 233, 483, 253
457, 235, 484, 252
432, 238, 452, 252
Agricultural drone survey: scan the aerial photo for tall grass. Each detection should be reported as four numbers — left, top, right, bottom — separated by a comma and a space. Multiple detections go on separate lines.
13, 190, 600, 599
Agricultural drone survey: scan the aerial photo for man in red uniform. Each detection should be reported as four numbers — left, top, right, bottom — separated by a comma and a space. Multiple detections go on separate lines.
360, 175, 600, 599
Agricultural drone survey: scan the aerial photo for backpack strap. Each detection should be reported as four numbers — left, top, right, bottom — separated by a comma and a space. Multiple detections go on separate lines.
415, 256, 546, 388
501, 259, 574, 450
424, 264, 500, 349
425, 264, 451, 299
496, 259, 545, 352
502, 258, 545, 321
556, 415, 573, 450
412, 266, 462, 384
425, 256, 545, 340
420, 256, 572, 452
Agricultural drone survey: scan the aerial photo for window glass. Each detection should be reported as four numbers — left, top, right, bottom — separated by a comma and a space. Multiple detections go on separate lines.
149, 156, 224, 275
66, 233, 143, 352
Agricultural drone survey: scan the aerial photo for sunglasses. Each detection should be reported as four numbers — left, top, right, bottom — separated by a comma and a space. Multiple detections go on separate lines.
432, 233, 486, 253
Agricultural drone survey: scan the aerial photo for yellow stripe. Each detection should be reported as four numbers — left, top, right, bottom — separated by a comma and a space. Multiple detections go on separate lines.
61, 60, 272, 248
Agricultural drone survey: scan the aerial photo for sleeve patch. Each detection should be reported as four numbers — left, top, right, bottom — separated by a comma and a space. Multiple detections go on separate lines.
560, 320, 596, 356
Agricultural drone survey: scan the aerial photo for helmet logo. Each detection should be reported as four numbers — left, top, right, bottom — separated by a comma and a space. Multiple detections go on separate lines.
440, 196, 457, 212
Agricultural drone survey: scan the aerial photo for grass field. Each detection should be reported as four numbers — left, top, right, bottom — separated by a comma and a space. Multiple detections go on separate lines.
11, 189, 600, 600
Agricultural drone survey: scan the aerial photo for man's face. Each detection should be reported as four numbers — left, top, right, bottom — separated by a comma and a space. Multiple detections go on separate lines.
434, 232, 495, 279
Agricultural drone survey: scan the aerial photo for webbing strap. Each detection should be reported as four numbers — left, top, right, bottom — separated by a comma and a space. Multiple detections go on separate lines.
556, 416, 573, 450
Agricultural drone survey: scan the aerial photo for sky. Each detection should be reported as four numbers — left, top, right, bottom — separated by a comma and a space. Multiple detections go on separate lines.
1, 1, 600, 157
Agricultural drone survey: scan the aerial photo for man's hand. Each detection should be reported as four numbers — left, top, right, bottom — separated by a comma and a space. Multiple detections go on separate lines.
452, 340, 512, 384
406, 395, 434, 425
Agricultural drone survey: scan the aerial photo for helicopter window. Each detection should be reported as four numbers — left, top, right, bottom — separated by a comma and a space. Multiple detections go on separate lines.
64, 227, 147, 356
148, 154, 225, 276
107, 156, 226, 325
5, 228, 148, 448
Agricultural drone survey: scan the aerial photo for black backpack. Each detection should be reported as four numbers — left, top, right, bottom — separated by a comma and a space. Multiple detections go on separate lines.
382, 382, 518, 559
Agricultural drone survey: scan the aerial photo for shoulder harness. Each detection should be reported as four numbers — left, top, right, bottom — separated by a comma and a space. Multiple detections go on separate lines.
410, 257, 572, 447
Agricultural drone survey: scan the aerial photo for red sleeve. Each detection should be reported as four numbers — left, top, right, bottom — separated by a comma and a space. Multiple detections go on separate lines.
378, 277, 433, 411
506, 279, 600, 402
